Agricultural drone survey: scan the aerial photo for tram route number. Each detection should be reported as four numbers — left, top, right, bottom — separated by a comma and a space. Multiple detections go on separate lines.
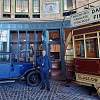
77, 73, 98, 83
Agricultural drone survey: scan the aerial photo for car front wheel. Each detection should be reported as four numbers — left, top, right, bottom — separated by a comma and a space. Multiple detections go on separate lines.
26, 71, 40, 86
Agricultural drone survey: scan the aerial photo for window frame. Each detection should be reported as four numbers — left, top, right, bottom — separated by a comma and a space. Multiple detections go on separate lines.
3, 0, 11, 13
73, 32, 100, 59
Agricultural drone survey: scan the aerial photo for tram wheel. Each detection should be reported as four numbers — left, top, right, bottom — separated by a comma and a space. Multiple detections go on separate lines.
26, 71, 40, 86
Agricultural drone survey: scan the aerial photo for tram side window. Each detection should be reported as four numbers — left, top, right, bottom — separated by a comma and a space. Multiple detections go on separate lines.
75, 40, 84, 57
86, 39, 98, 58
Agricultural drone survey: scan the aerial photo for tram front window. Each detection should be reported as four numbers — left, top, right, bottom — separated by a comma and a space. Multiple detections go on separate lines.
75, 40, 84, 57
86, 38, 98, 58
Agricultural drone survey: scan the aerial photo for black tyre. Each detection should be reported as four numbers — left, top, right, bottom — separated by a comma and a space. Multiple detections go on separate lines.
26, 71, 40, 86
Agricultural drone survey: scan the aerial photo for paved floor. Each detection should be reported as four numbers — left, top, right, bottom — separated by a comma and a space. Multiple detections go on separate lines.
0, 80, 99, 100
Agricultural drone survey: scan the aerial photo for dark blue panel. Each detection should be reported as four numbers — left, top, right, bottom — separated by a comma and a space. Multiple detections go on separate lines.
0, 63, 11, 79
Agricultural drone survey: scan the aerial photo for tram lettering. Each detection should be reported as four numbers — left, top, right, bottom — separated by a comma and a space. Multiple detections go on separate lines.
93, 14, 100, 20
92, 7, 100, 14
78, 74, 98, 82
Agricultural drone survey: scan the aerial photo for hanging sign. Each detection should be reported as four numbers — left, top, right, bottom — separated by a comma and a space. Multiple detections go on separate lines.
71, 6, 100, 27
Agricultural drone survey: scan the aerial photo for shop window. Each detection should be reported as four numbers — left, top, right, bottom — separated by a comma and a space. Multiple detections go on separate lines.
75, 40, 84, 57
10, 31, 18, 62
32, 0, 40, 18
29, 31, 34, 42
32, 0, 40, 13
37, 31, 42, 42
49, 31, 60, 41
19, 31, 26, 42
10, 31, 18, 42
49, 30, 61, 61
86, 38, 98, 58
3, 0, 11, 13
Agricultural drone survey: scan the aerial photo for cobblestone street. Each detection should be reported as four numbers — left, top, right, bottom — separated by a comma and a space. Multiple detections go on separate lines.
0, 80, 99, 100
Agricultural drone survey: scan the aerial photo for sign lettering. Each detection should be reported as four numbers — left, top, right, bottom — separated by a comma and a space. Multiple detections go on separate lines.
71, 6, 100, 27
77, 74, 98, 83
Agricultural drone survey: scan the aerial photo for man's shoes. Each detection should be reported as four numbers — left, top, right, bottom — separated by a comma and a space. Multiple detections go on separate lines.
40, 87, 45, 90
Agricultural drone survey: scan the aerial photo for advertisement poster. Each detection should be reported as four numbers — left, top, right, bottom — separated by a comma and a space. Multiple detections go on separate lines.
44, 1, 59, 14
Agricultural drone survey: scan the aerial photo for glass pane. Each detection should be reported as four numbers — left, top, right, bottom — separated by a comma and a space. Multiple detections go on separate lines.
19, 42, 26, 62
29, 31, 34, 42
75, 40, 85, 57
0, 30, 9, 52
49, 31, 60, 41
3, 0, 11, 12
0, 54, 10, 63
19, 31, 26, 42
50, 44, 60, 52
16, 0, 29, 13
86, 38, 98, 58
29, 43, 34, 62
38, 31, 42, 42
10, 43, 18, 52
10, 31, 18, 42
64, 0, 67, 11
32, 0, 40, 13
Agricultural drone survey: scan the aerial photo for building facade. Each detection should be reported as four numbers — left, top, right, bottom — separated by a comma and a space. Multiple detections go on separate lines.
0, 0, 75, 80
0, 0, 74, 20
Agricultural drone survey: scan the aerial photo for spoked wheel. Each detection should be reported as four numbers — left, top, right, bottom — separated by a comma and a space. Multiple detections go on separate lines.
26, 71, 40, 86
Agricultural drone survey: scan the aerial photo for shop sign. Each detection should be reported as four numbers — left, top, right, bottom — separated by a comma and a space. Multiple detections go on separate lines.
71, 6, 100, 27
90, 6, 100, 22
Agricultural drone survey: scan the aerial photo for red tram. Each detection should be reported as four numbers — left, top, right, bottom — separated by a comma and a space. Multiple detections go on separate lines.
72, 23, 100, 95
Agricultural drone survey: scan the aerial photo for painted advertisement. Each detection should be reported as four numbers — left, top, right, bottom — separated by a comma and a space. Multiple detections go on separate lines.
43, 1, 59, 14
71, 6, 100, 27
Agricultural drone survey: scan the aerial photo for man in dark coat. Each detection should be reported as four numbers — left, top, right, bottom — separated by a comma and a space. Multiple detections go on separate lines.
38, 50, 51, 91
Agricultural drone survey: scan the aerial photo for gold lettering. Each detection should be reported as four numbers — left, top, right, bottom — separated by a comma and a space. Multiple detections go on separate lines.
78, 74, 98, 83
